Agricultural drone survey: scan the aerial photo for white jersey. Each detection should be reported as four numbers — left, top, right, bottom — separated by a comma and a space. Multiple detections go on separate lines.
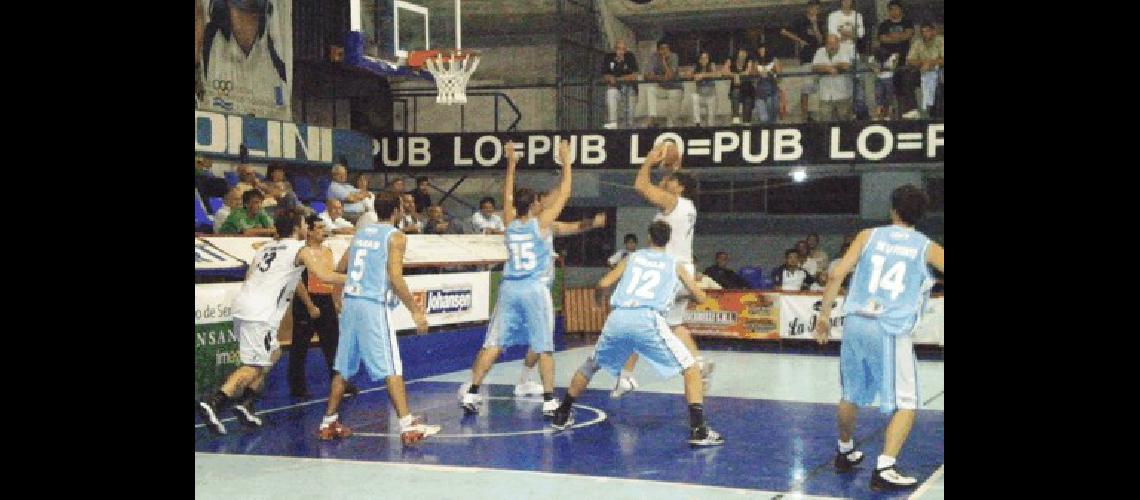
202, 29, 290, 120
231, 239, 306, 324
653, 196, 696, 265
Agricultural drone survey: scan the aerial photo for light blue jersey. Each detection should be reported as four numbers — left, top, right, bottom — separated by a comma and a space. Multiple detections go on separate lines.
503, 218, 553, 283
610, 249, 680, 314
342, 223, 398, 303
843, 225, 933, 336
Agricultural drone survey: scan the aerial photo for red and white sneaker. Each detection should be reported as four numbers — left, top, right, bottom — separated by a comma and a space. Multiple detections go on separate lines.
317, 420, 353, 441
399, 414, 441, 445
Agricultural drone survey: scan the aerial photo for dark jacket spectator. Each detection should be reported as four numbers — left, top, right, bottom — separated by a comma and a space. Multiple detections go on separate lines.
703, 252, 749, 289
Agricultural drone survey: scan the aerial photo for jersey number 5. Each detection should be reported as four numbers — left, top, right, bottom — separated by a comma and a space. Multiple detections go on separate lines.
350, 250, 367, 282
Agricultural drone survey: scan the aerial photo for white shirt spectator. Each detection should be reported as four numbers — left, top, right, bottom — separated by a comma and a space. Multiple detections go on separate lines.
319, 211, 354, 231
780, 268, 811, 292
360, 191, 376, 213
471, 212, 505, 234
327, 181, 366, 214
213, 206, 231, 234
827, 9, 865, 52
398, 214, 423, 233
813, 44, 855, 101
802, 257, 820, 276
355, 211, 379, 228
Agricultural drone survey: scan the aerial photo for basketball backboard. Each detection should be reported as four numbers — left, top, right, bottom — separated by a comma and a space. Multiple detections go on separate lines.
348, 0, 461, 72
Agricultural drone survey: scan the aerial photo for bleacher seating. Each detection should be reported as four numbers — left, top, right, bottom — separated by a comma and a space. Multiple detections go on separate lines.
207, 197, 224, 214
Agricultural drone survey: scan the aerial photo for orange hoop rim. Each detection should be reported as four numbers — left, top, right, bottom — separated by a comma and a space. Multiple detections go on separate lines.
407, 49, 481, 70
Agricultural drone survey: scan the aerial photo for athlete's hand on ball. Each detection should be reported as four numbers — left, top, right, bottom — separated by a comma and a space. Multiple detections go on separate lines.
814, 317, 830, 345
308, 305, 320, 319
661, 142, 681, 172
413, 309, 429, 333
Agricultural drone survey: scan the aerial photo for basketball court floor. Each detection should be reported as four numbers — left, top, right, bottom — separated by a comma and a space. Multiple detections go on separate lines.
195, 338, 944, 499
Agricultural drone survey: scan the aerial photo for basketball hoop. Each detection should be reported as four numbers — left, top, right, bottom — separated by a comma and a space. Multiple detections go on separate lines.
408, 49, 481, 105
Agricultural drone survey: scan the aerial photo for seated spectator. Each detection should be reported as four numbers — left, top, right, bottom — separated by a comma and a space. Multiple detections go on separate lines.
809, 269, 828, 291
607, 233, 639, 268
602, 39, 639, 129
423, 205, 465, 235
688, 51, 721, 126
751, 43, 782, 123
266, 165, 303, 213
794, 239, 818, 276
386, 177, 406, 195
897, 21, 943, 119
772, 249, 816, 291
410, 177, 433, 214
213, 187, 243, 234
318, 199, 357, 236
703, 251, 749, 289
235, 164, 278, 213
812, 34, 855, 121
326, 163, 368, 222
471, 196, 506, 235
724, 48, 755, 124
805, 233, 829, 278
218, 190, 276, 236
396, 193, 424, 233
644, 41, 683, 127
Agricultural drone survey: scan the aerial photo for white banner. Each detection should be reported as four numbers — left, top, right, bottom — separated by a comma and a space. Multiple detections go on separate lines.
198, 0, 292, 120
778, 294, 943, 345
199, 235, 509, 267
195, 283, 242, 326
388, 272, 491, 331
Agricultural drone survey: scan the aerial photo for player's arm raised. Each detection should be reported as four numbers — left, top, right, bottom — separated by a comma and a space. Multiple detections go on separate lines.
298, 247, 347, 285
595, 257, 628, 303
635, 143, 678, 213
676, 262, 710, 304
539, 140, 574, 230
553, 213, 606, 236
387, 232, 428, 333
502, 141, 519, 226
814, 229, 872, 344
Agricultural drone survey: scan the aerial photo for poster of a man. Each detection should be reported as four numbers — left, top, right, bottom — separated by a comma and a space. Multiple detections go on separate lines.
198, 0, 292, 120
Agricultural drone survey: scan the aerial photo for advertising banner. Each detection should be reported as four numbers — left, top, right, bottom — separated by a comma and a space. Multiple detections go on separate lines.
195, 283, 243, 398
685, 290, 781, 340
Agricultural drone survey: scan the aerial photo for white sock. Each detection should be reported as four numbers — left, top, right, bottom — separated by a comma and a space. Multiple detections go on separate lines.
877, 455, 895, 470
519, 365, 535, 384
838, 439, 854, 453
320, 414, 338, 429
399, 414, 417, 429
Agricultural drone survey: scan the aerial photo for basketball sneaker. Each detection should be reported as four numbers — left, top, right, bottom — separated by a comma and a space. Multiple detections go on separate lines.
399, 414, 441, 445
551, 407, 575, 431
197, 395, 227, 435
611, 374, 639, 398
317, 420, 353, 441
834, 449, 864, 472
870, 466, 919, 491
514, 380, 544, 397
688, 426, 725, 447
458, 382, 482, 414
541, 398, 561, 417
233, 400, 263, 427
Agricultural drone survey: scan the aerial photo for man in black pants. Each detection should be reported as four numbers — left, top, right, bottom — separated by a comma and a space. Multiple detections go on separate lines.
289, 216, 358, 398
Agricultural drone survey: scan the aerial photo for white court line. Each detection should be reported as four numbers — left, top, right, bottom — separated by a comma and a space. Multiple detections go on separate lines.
194, 452, 845, 499
194, 381, 416, 429
909, 465, 944, 500
353, 397, 607, 438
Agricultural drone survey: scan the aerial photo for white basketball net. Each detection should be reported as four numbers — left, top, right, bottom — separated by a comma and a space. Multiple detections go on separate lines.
423, 51, 481, 105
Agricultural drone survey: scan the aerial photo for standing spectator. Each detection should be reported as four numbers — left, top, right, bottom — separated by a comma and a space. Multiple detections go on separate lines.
644, 41, 683, 127
772, 249, 816, 291
688, 51, 721, 126
318, 199, 357, 236
751, 43, 781, 124
213, 187, 243, 234
703, 252, 749, 289
326, 163, 368, 222
471, 197, 506, 235
607, 233, 639, 268
218, 190, 276, 236
812, 34, 855, 121
601, 39, 639, 129
235, 164, 278, 214
828, 0, 865, 55
805, 233, 829, 278
780, 0, 826, 121
410, 177, 433, 214
723, 48, 755, 124
355, 174, 376, 217
898, 21, 943, 119
874, 0, 914, 119
396, 193, 424, 234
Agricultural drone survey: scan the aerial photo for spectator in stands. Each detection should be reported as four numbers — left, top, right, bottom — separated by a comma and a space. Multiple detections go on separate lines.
607, 233, 639, 268
828, 0, 865, 55
644, 41, 683, 127
724, 48, 754, 124
266, 165, 303, 213
874, 0, 914, 120
213, 187, 243, 234
410, 177, 433, 214
602, 39, 639, 129
780, 0, 825, 121
387, 177, 405, 195
898, 21, 943, 119
218, 190, 276, 236
356, 173, 376, 215
424, 205, 464, 235
772, 249, 816, 291
812, 34, 855, 121
397, 193, 423, 234
326, 163, 368, 222
795, 239, 818, 276
318, 198, 357, 236
751, 43, 781, 123
805, 233, 829, 278
704, 251, 749, 289
235, 164, 278, 214
688, 51, 721, 126
195, 157, 229, 199
471, 197, 506, 235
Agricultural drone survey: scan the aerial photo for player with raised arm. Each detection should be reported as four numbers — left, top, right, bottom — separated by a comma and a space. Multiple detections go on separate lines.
460, 140, 573, 418
814, 184, 944, 491
198, 210, 347, 434
316, 190, 438, 445
551, 221, 724, 447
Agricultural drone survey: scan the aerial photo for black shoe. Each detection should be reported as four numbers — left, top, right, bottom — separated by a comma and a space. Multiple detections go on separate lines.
551, 407, 574, 431
869, 466, 919, 491
344, 384, 360, 398
197, 399, 227, 435
688, 426, 725, 447
233, 401, 263, 428
834, 449, 864, 472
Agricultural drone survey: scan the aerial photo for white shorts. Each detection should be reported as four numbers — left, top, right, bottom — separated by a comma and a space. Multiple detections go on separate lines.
664, 262, 695, 327
235, 317, 279, 367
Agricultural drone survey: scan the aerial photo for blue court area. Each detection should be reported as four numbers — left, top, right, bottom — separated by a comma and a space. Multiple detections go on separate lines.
196, 327, 944, 499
